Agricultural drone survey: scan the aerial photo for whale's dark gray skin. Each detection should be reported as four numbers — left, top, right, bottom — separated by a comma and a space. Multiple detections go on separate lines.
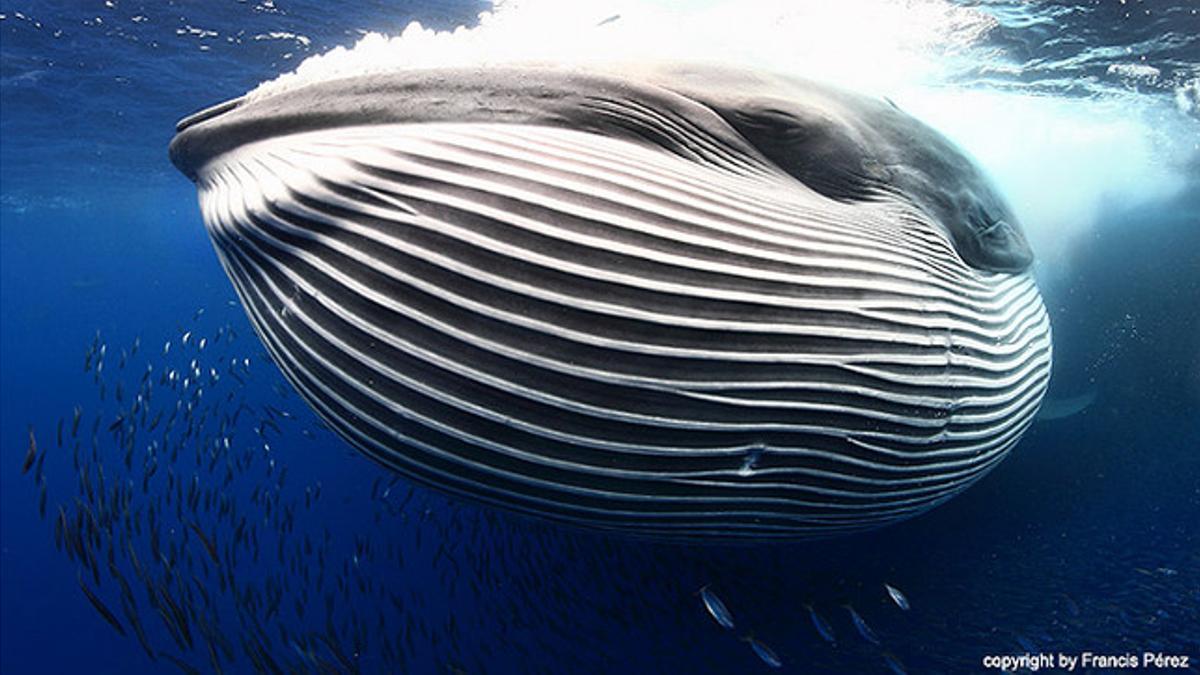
170, 63, 1051, 540
172, 64, 1032, 273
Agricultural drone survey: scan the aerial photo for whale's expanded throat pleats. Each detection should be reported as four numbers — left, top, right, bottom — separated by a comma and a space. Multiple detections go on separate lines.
172, 64, 1052, 540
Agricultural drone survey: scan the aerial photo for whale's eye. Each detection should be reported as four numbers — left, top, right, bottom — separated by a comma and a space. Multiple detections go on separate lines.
952, 196, 1033, 272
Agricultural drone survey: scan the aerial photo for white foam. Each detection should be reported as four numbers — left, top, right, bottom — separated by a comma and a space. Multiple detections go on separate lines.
245, 0, 1196, 276
1176, 76, 1200, 117
896, 89, 1191, 276
245, 0, 996, 101
252, 31, 312, 47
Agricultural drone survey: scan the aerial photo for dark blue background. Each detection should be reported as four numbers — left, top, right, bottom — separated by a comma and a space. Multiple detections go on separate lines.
2, 1, 1198, 673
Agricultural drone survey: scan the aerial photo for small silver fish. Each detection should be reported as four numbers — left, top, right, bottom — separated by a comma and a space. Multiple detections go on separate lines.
845, 605, 880, 645
885, 583, 910, 611
882, 652, 908, 675
806, 604, 835, 644
1016, 635, 1037, 653
1061, 593, 1080, 617
744, 636, 782, 669
699, 585, 735, 630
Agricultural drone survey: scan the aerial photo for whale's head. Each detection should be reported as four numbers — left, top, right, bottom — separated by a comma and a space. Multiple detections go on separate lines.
171, 63, 1050, 540
172, 63, 1032, 273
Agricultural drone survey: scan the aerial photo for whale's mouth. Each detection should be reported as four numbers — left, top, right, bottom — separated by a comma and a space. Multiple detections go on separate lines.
171, 63, 1033, 274
175, 97, 243, 134
170, 63, 1051, 540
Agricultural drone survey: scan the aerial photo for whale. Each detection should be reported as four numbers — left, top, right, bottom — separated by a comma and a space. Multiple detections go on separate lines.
170, 62, 1052, 539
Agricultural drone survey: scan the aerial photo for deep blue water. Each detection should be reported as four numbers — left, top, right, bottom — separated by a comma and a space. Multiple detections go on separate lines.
2, 1, 1198, 674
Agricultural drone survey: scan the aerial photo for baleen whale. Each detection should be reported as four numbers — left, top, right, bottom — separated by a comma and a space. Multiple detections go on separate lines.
170, 63, 1052, 539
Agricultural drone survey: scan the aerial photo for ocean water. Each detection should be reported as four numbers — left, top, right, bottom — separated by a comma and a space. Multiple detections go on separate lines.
1, 1, 1198, 674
